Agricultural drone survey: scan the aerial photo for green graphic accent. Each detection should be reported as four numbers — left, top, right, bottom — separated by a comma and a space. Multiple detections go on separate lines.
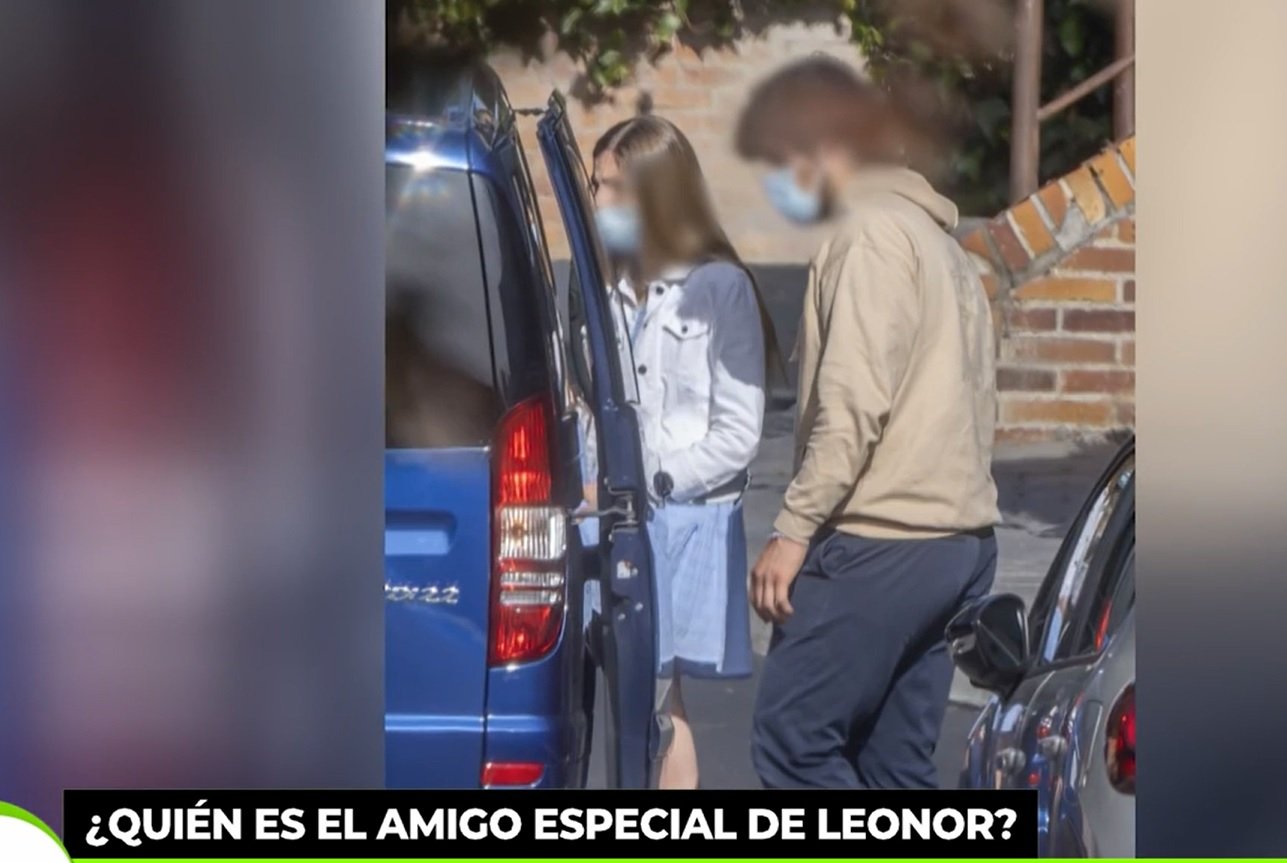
0, 800, 73, 861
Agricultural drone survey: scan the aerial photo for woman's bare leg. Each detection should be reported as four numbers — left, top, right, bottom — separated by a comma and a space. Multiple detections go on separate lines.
659, 675, 699, 789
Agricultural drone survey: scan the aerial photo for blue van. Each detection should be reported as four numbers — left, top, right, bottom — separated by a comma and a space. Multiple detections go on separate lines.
384, 64, 661, 789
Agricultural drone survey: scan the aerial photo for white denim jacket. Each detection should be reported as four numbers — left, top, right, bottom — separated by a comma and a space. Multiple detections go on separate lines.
612, 261, 766, 504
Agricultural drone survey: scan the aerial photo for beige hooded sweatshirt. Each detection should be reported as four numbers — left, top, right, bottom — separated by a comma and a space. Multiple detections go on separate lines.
773, 166, 1000, 543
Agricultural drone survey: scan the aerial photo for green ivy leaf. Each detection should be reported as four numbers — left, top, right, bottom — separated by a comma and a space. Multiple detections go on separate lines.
656, 10, 682, 40
560, 7, 583, 34
390, 0, 1118, 217
1059, 13, 1085, 57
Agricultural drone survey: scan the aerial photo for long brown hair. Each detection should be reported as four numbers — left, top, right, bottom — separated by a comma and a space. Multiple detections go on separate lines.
597, 115, 784, 384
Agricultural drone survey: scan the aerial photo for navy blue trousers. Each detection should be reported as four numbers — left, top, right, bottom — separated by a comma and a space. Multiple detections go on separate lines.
751, 528, 997, 789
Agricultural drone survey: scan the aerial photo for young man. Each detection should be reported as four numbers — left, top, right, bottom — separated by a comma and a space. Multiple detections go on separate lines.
735, 57, 1000, 789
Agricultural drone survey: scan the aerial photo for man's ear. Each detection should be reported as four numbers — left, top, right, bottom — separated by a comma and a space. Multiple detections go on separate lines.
817, 141, 858, 180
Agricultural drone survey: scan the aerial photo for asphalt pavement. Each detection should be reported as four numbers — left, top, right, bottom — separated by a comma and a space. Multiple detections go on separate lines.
587, 406, 1118, 789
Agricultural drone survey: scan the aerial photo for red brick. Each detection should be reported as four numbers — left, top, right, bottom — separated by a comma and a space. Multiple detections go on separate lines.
1038, 180, 1069, 230
1002, 398, 1114, 426
1118, 137, 1136, 175
996, 427, 1061, 445
684, 65, 742, 87
997, 367, 1057, 392
1062, 369, 1135, 394
988, 218, 1031, 272
1061, 245, 1135, 274
958, 229, 997, 267
1120, 340, 1135, 365
1016, 276, 1117, 303
649, 85, 710, 110
1063, 309, 1135, 333
650, 63, 686, 88
672, 41, 705, 67
1008, 308, 1058, 331
1065, 166, 1108, 224
1010, 199, 1056, 257
1115, 400, 1136, 427
1123, 280, 1135, 303
1009, 336, 1117, 364
1117, 218, 1135, 244
1089, 150, 1134, 210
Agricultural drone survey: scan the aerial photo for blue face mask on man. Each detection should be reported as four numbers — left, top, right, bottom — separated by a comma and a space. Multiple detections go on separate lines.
762, 166, 825, 225
594, 204, 641, 256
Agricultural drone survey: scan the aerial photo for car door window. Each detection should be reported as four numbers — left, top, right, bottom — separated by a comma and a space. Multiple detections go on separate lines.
1079, 543, 1135, 655
1031, 454, 1135, 663
385, 164, 500, 448
508, 158, 586, 411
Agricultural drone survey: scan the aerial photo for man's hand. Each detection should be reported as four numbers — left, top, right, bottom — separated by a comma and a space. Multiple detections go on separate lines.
750, 535, 809, 625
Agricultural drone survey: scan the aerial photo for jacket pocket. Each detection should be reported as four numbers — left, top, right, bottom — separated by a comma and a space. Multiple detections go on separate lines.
661, 317, 711, 394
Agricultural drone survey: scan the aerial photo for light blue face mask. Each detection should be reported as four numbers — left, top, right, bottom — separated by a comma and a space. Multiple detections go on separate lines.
762, 166, 824, 225
594, 204, 641, 256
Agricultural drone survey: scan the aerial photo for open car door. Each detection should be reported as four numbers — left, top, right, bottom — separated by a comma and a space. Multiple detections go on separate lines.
536, 93, 663, 789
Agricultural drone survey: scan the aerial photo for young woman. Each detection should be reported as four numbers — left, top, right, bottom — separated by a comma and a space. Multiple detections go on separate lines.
590, 115, 778, 789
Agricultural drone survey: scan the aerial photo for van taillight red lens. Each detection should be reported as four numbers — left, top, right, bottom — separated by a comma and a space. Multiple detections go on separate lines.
496, 398, 553, 505
1106, 684, 1135, 794
490, 603, 561, 665
482, 761, 545, 787
491, 397, 565, 666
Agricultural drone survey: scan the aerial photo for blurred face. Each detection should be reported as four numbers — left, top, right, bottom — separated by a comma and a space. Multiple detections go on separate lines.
782, 152, 823, 194
591, 151, 630, 208
759, 149, 826, 225
591, 151, 641, 258
758, 145, 850, 225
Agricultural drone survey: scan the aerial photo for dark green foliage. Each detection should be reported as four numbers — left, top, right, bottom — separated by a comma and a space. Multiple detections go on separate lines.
388, 0, 1117, 214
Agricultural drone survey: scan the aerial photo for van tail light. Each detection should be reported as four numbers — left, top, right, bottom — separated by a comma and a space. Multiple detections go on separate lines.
482, 761, 545, 787
490, 397, 565, 666
1105, 684, 1135, 794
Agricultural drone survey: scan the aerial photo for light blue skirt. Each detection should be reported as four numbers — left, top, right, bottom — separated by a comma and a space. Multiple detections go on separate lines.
648, 499, 753, 679
580, 500, 753, 680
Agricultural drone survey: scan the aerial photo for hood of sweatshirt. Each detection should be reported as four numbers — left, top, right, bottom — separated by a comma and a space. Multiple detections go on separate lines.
842, 165, 960, 231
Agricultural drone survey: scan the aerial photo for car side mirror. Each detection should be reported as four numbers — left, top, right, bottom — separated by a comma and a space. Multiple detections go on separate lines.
945, 593, 1029, 695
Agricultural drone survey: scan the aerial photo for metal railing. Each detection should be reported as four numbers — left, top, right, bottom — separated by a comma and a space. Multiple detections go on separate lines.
1010, 0, 1135, 203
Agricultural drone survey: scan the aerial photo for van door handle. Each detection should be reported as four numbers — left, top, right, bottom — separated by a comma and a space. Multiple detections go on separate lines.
569, 502, 634, 523
570, 489, 637, 525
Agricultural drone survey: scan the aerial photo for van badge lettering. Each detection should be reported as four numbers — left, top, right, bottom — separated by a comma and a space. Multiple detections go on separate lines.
385, 583, 461, 605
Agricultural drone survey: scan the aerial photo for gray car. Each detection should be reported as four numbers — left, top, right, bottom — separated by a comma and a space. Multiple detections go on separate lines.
948, 439, 1135, 857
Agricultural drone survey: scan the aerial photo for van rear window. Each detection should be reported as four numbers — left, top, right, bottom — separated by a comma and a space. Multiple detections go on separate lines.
386, 165, 501, 448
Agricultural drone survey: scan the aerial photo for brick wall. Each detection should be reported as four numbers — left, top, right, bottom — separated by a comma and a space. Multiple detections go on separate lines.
490, 10, 859, 263
491, 22, 1135, 445
958, 137, 1136, 443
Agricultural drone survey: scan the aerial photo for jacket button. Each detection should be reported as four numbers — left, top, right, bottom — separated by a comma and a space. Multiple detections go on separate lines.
654, 286, 664, 296
637, 364, 647, 375
681, 325, 689, 334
